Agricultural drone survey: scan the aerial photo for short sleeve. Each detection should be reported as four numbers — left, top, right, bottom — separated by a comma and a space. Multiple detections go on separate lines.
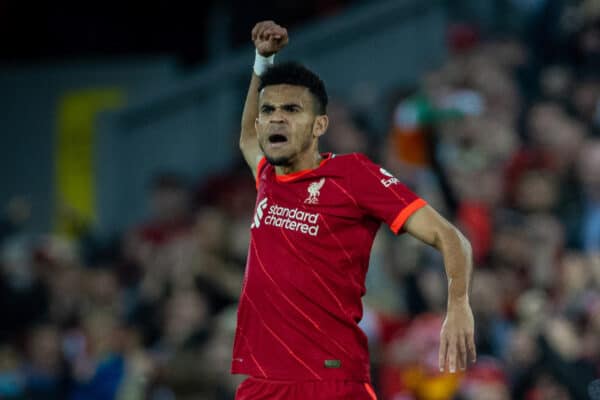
349, 153, 427, 234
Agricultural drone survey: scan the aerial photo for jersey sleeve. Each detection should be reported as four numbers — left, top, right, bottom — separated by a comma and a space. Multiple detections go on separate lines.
348, 153, 427, 234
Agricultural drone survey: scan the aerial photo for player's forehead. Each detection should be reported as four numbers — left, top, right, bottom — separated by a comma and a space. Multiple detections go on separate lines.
259, 84, 313, 107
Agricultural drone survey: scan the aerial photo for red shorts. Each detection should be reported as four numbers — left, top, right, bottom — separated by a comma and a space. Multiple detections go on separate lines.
235, 377, 378, 400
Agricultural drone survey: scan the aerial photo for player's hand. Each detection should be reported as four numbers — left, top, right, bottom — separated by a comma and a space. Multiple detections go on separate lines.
252, 20, 289, 57
439, 301, 476, 373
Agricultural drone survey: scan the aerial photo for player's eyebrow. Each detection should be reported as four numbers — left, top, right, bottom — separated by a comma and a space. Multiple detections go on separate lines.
260, 102, 304, 111
281, 103, 303, 110
259, 102, 276, 113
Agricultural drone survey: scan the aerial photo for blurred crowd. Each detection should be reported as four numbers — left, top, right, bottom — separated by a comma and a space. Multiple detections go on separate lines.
2, 1, 600, 399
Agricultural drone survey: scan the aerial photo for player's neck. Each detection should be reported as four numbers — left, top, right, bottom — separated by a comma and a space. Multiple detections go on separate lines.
275, 151, 323, 176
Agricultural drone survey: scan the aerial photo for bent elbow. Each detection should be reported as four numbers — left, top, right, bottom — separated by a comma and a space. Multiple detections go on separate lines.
436, 224, 471, 256
454, 226, 472, 257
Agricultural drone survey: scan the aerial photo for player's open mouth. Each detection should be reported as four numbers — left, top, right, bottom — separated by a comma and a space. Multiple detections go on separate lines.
268, 133, 289, 148
268, 134, 288, 143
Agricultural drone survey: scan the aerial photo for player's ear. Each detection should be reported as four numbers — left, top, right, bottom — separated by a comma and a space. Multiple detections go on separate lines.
312, 115, 328, 138
255, 117, 259, 131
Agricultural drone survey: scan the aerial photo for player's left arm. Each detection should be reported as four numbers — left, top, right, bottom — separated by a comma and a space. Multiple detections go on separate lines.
403, 204, 476, 373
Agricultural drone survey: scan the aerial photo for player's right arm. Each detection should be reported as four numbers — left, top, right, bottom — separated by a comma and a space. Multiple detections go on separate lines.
239, 21, 289, 178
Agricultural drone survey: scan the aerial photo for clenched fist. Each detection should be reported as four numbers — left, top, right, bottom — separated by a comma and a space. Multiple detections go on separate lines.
252, 20, 289, 57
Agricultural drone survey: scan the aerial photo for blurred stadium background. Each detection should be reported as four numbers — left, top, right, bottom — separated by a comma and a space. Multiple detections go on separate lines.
1, 0, 600, 399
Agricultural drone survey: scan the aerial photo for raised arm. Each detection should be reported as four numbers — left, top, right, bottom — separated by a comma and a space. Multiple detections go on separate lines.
239, 21, 288, 178
403, 205, 476, 373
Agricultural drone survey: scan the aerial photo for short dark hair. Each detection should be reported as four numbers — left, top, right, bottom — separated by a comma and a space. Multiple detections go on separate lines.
258, 62, 328, 115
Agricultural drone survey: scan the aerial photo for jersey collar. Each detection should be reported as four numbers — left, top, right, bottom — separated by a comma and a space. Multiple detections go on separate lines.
275, 153, 334, 183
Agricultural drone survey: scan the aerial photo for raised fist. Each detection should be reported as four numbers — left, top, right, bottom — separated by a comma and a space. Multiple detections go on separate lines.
252, 20, 289, 57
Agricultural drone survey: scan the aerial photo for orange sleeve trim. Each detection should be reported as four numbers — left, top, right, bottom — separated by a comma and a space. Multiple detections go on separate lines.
364, 383, 377, 400
390, 198, 427, 234
255, 157, 267, 189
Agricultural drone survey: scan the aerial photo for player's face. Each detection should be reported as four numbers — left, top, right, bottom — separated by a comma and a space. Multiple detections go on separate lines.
256, 84, 321, 166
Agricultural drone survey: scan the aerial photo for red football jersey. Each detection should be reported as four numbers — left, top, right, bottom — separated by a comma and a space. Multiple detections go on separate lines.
231, 152, 427, 382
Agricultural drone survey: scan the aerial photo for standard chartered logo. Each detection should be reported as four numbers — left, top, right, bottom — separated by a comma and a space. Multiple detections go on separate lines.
251, 198, 268, 228
251, 197, 320, 236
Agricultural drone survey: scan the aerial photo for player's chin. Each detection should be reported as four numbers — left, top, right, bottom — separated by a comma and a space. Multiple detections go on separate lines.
263, 146, 293, 165
264, 152, 292, 166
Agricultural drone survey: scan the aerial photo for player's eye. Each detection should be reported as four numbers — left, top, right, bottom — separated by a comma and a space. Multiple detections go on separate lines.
283, 105, 300, 112
261, 105, 274, 114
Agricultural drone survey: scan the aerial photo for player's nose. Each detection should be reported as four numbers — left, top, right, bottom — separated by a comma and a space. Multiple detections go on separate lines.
269, 109, 287, 123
